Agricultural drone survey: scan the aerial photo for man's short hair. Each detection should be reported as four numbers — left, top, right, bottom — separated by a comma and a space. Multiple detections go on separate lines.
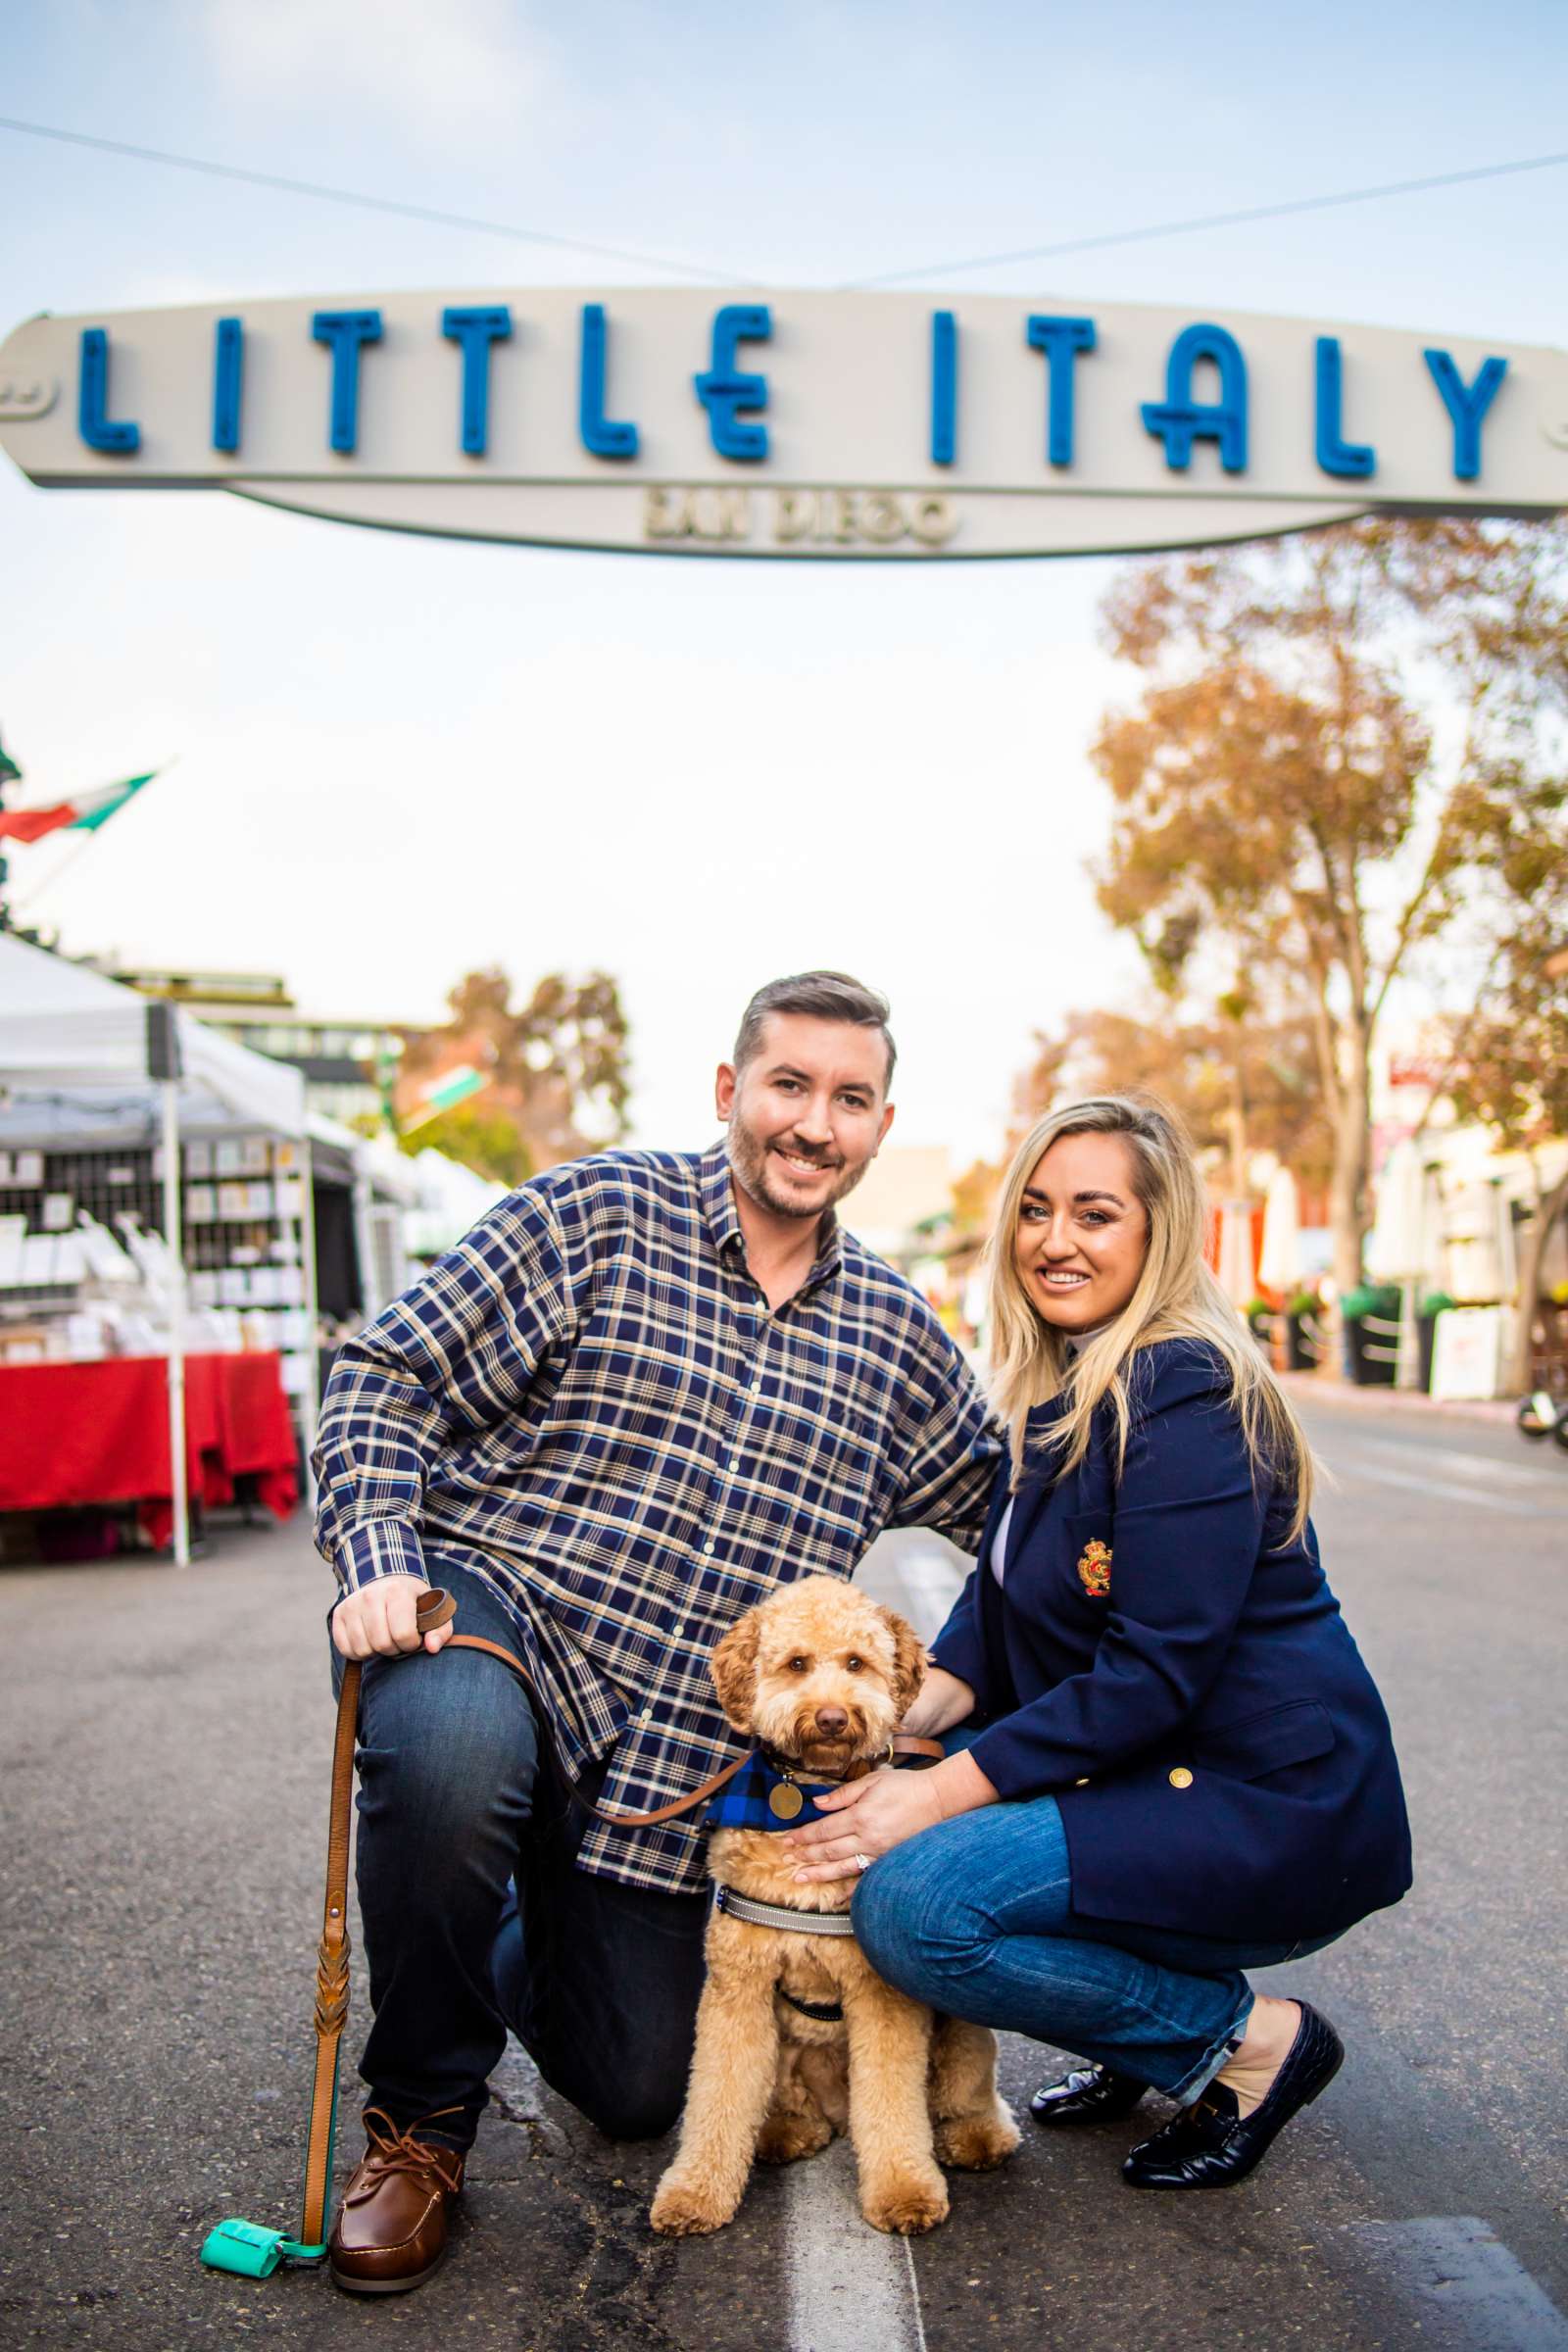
733, 971, 897, 1091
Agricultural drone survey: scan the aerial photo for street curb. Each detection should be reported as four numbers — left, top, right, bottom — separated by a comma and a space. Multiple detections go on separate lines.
1277, 1371, 1519, 1426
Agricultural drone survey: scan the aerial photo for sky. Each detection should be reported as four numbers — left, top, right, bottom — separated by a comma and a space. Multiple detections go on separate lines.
2, 0, 1566, 1161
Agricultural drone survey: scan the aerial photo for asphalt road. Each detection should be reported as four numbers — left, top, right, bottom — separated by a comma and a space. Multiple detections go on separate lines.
2, 1386, 1565, 2351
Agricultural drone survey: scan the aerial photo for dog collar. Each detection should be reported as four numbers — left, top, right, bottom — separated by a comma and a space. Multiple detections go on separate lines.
714, 1886, 857, 1936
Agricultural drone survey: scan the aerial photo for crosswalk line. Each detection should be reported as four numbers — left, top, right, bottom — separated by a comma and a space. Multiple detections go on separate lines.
1341, 1433, 1568, 1494
784, 2138, 928, 2352
1348, 2218, 1568, 2349
1318, 1450, 1562, 1519
889, 1548, 967, 1643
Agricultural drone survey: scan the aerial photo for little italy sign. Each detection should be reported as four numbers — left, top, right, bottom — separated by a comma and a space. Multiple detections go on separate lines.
0, 288, 1564, 559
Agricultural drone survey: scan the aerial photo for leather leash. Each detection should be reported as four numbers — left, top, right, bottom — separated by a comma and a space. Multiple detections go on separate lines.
297, 1586, 942, 2254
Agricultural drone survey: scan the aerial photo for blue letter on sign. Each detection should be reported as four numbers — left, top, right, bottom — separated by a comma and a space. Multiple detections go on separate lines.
579, 305, 639, 460
695, 304, 772, 461
931, 311, 957, 466
442, 306, 512, 457
312, 310, 384, 454
1026, 316, 1097, 467
77, 327, 140, 455
1314, 337, 1375, 479
1142, 323, 1248, 473
213, 318, 243, 454
1423, 349, 1507, 481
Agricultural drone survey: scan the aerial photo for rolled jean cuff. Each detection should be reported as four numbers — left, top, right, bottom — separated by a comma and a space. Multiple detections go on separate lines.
1168, 1984, 1254, 2106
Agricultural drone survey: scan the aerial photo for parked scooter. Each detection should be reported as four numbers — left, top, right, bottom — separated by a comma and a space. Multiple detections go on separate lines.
1516, 1386, 1568, 1451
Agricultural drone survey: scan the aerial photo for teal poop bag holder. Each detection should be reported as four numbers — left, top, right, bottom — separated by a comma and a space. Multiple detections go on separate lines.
199, 1591, 457, 2278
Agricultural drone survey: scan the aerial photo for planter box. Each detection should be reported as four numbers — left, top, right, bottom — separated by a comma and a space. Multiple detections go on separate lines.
1346, 1312, 1398, 1387
1286, 1310, 1324, 1372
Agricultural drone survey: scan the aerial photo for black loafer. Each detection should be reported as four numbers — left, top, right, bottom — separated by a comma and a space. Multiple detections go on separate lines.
1122, 2002, 1344, 2189
1030, 2063, 1149, 2126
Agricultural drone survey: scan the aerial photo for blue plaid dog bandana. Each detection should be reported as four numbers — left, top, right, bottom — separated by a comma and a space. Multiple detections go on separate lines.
704, 1753, 847, 1832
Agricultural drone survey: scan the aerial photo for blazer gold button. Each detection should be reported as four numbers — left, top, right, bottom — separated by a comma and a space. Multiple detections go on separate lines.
1168, 1767, 1195, 1789
1075, 1777, 1091, 1787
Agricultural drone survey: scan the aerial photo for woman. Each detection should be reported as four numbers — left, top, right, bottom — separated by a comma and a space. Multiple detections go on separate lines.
785, 1094, 1411, 2188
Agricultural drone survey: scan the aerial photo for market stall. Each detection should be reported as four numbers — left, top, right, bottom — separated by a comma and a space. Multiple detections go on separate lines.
0, 936, 309, 1563
0, 1349, 298, 1548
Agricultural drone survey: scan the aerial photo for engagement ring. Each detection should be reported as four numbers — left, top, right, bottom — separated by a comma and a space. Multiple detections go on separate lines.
854, 1851, 872, 1873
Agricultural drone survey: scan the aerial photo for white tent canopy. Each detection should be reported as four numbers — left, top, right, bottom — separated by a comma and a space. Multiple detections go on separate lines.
405, 1146, 511, 1259
1366, 1138, 1441, 1287
0, 936, 305, 1137
1258, 1165, 1304, 1296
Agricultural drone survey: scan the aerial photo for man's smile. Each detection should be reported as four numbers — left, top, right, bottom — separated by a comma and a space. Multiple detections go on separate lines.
771, 1144, 840, 1175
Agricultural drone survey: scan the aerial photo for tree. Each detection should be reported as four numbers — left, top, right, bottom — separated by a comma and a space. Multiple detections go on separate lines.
1092, 517, 1568, 1294
398, 966, 631, 1180
1012, 1004, 1336, 1195
1444, 910, 1568, 1392
399, 1102, 538, 1190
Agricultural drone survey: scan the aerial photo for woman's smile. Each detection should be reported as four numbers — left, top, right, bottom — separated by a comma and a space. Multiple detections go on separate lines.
1015, 1131, 1149, 1330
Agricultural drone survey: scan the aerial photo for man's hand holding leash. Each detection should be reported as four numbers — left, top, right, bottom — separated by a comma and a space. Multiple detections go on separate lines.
331, 1573, 454, 1661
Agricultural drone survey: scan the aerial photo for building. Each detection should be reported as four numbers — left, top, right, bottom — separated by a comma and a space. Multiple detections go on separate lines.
85, 962, 427, 1127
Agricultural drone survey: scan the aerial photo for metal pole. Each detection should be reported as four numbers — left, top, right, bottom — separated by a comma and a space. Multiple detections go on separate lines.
0, 724, 21, 934
298, 1136, 320, 1510
161, 1077, 190, 1566
1395, 1279, 1422, 1390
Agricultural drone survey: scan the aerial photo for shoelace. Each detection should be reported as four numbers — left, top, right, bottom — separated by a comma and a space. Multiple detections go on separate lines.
346, 2106, 466, 2203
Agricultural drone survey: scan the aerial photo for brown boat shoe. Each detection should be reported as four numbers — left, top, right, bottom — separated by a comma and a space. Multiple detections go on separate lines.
329, 2107, 467, 2294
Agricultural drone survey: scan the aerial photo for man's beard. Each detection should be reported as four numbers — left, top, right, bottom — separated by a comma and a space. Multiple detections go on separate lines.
726, 1119, 872, 1222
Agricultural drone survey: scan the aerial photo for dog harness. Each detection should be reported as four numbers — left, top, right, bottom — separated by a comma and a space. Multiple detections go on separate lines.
778, 1988, 847, 2023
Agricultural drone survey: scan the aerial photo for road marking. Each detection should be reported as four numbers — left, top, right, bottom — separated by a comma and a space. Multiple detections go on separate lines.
887, 1544, 966, 1642
1319, 1450, 1562, 1519
784, 2139, 928, 2352
1348, 2218, 1568, 2349
1339, 1433, 1568, 1495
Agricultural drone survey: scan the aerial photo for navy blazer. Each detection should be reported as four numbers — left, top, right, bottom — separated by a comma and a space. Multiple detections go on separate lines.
930, 1338, 1412, 1943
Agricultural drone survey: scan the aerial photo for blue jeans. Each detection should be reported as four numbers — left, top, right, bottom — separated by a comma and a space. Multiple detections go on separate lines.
329, 1560, 707, 2152
852, 1734, 1338, 2103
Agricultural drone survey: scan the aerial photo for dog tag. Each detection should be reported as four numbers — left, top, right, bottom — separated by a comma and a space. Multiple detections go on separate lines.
768, 1783, 805, 1821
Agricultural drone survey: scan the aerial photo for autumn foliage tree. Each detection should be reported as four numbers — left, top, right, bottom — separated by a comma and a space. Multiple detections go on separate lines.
1445, 899, 1568, 1388
1092, 516, 1568, 1294
398, 966, 631, 1185
1014, 1004, 1336, 1196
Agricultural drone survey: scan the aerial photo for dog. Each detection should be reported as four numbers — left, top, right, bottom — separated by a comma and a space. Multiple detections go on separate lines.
650, 1575, 1018, 2237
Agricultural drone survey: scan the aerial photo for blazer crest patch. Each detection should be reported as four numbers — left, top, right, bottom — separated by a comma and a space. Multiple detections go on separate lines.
1077, 1539, 1112, 1598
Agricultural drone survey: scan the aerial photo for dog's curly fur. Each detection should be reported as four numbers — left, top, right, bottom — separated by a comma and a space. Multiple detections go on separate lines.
650, 1576, 1018, 2237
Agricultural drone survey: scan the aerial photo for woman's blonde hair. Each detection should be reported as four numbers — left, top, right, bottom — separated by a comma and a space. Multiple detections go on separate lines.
987, 1093, 1313, 1542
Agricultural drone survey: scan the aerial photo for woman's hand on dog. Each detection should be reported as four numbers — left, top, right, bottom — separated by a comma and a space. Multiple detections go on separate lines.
785, 1750, 999, 1884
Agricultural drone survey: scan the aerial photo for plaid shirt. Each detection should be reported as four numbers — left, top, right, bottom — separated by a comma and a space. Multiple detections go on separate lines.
314, 1140, 1001, 1893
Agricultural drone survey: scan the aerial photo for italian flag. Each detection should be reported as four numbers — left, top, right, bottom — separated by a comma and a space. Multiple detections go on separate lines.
0, 770, 157, 844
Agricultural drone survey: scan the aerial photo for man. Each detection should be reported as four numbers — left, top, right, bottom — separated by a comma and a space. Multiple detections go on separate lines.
314, 970, 1001, 2294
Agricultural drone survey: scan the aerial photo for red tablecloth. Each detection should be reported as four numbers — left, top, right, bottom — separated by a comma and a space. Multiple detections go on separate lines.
0, 1352, 299, 1544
